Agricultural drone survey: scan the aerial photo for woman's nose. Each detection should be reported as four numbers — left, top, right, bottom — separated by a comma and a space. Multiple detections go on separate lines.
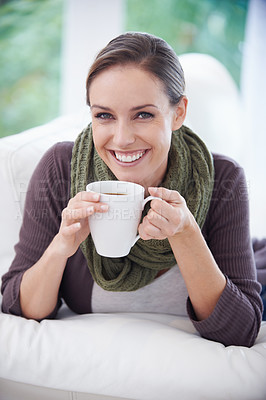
112, 121, 135, 148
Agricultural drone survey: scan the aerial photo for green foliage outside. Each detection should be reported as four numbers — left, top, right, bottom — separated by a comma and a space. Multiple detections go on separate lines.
0, 0, 63, 138
126, 0, 248, 88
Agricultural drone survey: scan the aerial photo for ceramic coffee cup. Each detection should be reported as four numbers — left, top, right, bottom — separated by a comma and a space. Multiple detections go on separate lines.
86, 180, 160, 257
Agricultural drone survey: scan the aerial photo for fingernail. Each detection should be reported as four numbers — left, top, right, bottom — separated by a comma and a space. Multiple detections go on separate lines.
100, 204, 109, 211
92, 193, 100, 201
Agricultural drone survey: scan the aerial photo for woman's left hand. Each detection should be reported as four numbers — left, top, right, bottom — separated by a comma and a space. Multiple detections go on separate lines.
138, 187, 194, 240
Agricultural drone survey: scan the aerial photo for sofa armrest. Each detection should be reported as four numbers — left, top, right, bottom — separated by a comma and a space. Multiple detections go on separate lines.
0, 111, 89, 279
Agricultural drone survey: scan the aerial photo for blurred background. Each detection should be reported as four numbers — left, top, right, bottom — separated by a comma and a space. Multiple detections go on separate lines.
0, 0, 249, 137
0, 0, 265, 236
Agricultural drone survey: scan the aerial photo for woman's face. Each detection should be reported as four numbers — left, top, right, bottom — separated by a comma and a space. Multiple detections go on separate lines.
89, 65, 187, 192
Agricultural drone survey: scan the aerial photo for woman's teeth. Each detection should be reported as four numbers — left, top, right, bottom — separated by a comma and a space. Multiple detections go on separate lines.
114, 151, 146, 163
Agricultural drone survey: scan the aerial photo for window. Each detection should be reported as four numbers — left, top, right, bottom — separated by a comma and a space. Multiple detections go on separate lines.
0, 0, 63, 137
126, 0, 248, 87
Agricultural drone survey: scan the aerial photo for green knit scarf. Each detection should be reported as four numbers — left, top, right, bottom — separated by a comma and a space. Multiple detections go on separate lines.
70, 123, 214, 292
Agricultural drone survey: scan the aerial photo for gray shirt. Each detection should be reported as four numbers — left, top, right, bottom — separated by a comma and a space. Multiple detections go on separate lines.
92, 266, 188, 315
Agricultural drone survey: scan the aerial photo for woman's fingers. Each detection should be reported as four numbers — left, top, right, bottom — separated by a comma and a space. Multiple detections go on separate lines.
62, 203, 108, 224
57, 191, 110, 257
62, 191, 109, 226
60, 222, 82, 237
139, 216, 167, 240
148, 203, 186, 236
139, 187, 191, 240
74, 190, 100, 202
148, 186, 185, 205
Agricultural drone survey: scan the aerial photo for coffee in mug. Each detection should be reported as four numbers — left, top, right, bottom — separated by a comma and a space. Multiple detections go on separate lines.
86, 181, 160, 257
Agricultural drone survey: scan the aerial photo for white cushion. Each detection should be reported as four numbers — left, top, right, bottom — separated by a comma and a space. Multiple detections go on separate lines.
0, 308, 266, 400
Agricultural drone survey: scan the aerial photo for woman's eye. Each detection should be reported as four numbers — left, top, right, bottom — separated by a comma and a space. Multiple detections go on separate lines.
95, 112, 113, 120
137, 112, 153, 119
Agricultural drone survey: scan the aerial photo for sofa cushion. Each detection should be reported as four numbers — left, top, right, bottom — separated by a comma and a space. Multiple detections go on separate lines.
0, 309, 266, 400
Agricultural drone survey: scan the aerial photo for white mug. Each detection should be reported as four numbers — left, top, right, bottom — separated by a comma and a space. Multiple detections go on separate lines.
86, 180, 160, 257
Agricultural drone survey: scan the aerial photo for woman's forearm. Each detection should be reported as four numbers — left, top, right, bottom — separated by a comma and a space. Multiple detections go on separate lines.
140, 187, 226, 320
19, 190, 108, 320
168, 220, 226, 320
20, 234, 68, 320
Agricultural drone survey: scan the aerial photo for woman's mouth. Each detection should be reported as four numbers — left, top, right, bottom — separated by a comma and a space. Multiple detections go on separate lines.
110, 149, 149, 165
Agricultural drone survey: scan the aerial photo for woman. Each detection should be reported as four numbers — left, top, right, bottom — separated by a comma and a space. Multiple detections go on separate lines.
1, 32, 262, 347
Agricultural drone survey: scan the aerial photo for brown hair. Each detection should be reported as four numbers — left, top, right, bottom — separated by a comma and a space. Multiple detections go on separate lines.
86, 32, 185, 106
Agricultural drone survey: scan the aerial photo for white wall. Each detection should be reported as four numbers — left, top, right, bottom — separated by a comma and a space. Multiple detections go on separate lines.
241, 0, 266, 238
60, 0, 124, 115
181, 52, 245, 165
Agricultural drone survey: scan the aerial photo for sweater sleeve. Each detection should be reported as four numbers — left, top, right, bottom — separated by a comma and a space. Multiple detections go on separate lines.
1, 142, 73, 319
187, 156, 263, 347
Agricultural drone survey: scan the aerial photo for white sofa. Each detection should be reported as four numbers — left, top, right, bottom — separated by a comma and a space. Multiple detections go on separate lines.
1, 55, 266, 400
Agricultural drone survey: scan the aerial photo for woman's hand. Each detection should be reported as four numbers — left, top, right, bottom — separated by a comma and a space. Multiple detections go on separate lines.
20, 190, 108, 320
55, 191, 108, 258
138, 187, 194, 241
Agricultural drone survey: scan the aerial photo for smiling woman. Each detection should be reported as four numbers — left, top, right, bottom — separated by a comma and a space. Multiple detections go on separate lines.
1, 32, 263, 347
86, 33, 186, 191
89, 65, 186, 191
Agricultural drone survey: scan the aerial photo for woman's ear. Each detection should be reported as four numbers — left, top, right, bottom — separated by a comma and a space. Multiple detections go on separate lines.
172, 96, 188, 131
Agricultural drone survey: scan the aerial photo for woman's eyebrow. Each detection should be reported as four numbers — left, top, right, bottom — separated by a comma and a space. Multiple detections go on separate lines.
130, 104, 158, 111
90, 104, 158, 111
90, 105, 112, 110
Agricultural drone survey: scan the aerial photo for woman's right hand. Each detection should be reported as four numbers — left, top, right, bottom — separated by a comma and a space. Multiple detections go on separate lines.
55, 191, 108, 258
19, 190, 109, 320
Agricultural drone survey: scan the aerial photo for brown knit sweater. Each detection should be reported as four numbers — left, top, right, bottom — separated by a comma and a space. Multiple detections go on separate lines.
1, 142, 263, 347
